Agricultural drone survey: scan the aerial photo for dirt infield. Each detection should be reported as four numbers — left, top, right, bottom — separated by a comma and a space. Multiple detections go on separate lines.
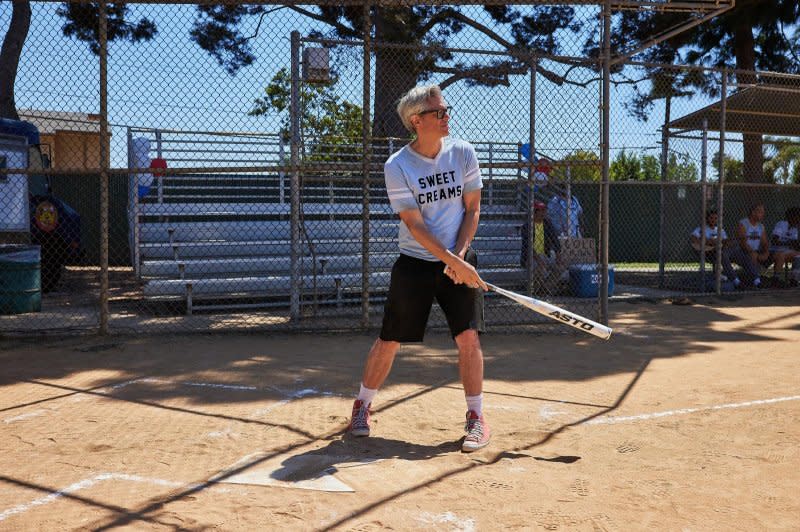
1, 292, 799, 531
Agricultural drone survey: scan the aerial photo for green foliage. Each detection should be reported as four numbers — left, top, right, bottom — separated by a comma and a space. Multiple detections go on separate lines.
610, 150, 641, 181
615, 4, 800, 183
712, 152, 744, 183
550, 150, 601, 182
641, 154, 660, 181
764, 137, 800, 185
250, 69, 364, 163
666, 152, 698, 182
190, 5, 262, 75
57, 3, 157, 55
608, 150, 697, 181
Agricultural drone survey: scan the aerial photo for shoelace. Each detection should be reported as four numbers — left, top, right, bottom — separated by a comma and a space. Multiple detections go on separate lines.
353, 405, 369, 427
465, 418, 483, 440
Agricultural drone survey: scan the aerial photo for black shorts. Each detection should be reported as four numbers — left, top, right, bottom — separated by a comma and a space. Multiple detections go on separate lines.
379, 249, 485, 342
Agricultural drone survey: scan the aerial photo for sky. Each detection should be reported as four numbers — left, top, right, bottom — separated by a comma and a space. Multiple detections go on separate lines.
2, 2, 762, 174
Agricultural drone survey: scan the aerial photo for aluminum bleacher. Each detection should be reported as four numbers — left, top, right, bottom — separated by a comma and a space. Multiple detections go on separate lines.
128, 128, 528, 313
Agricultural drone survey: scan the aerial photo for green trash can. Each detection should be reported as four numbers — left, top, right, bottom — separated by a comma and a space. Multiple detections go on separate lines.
0, 244, 42, 314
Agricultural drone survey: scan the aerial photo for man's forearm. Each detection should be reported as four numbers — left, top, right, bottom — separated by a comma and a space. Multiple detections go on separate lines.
738, 238, 750, 253
404, 218, 463, 267
454, 208, 480, 257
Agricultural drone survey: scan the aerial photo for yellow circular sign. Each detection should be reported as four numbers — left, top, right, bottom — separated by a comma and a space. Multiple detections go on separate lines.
34, 201, 58, 232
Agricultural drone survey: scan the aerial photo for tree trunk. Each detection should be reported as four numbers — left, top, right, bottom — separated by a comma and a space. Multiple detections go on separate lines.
734, 20, 766, 183
0, 1, 31, 120
372, 8, 420, 139
373, 48, 418, 139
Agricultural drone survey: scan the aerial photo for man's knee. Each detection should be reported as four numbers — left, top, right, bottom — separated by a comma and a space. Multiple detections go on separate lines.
455, 329, 481, 351
372, 338, 400, 357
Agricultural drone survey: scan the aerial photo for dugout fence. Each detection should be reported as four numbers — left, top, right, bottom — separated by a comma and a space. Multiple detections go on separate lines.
2, 1, 798, 337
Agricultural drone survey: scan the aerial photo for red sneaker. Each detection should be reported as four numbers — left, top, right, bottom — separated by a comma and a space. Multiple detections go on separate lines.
347, 399, 371, 437
462, 410, 491, 452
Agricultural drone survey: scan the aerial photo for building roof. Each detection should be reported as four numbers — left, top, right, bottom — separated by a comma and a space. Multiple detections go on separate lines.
18, 109, 101, 135
666, 85, 800, 137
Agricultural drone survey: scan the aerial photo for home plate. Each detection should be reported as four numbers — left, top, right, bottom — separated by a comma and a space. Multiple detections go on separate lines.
214, 452, 382, 492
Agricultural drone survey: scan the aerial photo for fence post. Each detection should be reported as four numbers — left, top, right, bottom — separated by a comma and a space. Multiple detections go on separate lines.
127, 128, 141, 279
700, 118, 708, 290
526, 57, 537, 295
487, 142, 494, 206
715, 70, 728, 295
658, 98, 671, 290
599, 0, 611, 324
289, 31, 301, 320
98, 1, 109, 335
361, 2, 372, 328
155, 129, 164, 204
278, 135, 285, 204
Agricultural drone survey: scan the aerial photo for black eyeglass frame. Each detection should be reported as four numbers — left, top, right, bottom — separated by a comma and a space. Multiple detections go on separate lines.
416, 106, 452, 119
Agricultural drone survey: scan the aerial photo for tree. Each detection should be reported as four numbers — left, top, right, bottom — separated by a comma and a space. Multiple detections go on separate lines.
1, 1, 156, 120
764, 137, 800, 184
610, 150, 642, 181
550, 149, 601, 182
249, 68, 364, 164
4, 4, 587, 140
641, 154, 660, 181
608, 150, 696, 181
191, 5, 584, 138
712, 152, 744, 182
0, 2, 30, 119
614, 1, 800, 183
666, 152, 698, 182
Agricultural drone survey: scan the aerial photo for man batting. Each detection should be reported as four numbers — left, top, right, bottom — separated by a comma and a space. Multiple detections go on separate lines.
346, 84, 491, 452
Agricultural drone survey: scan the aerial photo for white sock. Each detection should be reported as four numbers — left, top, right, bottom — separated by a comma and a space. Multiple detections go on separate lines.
466, 394, 483, 416
754, 277, 761, 286
733, 277, 741, 286
357, 383, 377, 406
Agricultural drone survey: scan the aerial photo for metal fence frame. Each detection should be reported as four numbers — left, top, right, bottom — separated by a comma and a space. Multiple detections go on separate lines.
6, 1, 800, 338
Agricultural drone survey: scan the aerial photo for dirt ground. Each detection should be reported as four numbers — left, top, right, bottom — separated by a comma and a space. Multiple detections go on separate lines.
1, 292, 799, 531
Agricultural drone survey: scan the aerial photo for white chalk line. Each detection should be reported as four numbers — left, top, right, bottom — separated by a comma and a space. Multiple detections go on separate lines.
584, 395, 800, 425
4, 394, 797, 522
416, 511, 476, 532
3, 410, 47, 424
115, 378, 259, 392
0, 473, 185, 523
3, 379, 336, 424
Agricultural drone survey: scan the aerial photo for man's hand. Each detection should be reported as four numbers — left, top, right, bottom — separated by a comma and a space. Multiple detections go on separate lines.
444, 256, 488, 291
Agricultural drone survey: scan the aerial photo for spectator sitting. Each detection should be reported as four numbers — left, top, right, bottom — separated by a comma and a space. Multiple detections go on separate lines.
690, 209, 741, 288
520, 201, 559, 273
546, 184, 585, 239
770, 207, 800, 285
729, 203, 773, 288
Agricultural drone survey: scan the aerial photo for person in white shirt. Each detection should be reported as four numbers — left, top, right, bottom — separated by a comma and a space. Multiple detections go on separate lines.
690, 209, 740, 287
770, 207, 800, 284
729, 203, 773, 288
346, 84, 491, 452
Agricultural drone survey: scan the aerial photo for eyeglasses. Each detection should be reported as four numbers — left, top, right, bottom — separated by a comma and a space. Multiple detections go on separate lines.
417, 106, 452, 119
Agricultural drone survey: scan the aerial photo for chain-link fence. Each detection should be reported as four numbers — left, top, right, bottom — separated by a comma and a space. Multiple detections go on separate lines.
609, 63, 800, 296
2, 1, 797, 337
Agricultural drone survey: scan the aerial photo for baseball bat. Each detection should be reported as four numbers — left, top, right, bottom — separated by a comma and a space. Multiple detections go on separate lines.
486, 282, 612, 340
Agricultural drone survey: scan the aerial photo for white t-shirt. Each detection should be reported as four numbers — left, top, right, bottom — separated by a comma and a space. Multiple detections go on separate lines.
770, 220, 797, 251
692, 225, 727, 241
739, 218, 765, 252
384, 138, 482, 261
771, 220, 798, 246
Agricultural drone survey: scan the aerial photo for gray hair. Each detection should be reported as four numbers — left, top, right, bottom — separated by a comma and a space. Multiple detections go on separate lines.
396, 84, 443, 133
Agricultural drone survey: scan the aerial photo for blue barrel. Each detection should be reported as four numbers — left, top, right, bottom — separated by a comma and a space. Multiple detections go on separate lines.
569, 263, 615, 298
0, 245, 42, 314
